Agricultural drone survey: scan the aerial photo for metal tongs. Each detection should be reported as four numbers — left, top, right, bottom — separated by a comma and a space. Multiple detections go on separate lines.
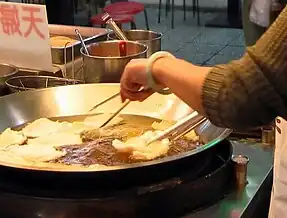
89, 90, 207, 141
88, 91, 141, 128
101, 12, 129, 41
146, 112, 207, 145
88, 13, 132, 128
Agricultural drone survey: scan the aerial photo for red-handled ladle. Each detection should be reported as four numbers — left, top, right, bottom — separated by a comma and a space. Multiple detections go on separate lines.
101, 12, 128, 57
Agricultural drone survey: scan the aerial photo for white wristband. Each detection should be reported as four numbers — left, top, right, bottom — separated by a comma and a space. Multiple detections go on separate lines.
146, 51, 175, 95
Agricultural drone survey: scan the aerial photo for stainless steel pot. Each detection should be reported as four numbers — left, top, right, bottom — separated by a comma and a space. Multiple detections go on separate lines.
81, 40, 148, 83
108, 30, 162, 57
0, 63, 18, 93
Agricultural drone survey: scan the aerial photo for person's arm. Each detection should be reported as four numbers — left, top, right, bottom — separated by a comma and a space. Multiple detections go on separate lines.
152, 57, 210, 114
152, 6, 287, 130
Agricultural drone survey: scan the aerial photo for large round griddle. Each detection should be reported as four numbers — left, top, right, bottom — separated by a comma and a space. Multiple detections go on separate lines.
0, 84, 232, 189
0, 140, 233, 218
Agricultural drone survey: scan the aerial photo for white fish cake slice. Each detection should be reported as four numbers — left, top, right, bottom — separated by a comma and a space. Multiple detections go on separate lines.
151, 120, 175, 131
112, 137, 148, 153
184, 130, 199, 141
84, 114, 124, 128
6, 144, 65, 162
132, 139, 170, 161
27, 133, 82, 147
58, 121, 93, 134
112, 130, 170, 161
0, 149, 30, 166
0, 128, 26, 147
22, 118, 63, 138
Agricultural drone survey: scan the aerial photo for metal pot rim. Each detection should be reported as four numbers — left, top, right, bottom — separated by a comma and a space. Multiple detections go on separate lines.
80, 40, 148, 59
5, 75, 84, 91
108, 29, 163, 43
0, 63, 19, 78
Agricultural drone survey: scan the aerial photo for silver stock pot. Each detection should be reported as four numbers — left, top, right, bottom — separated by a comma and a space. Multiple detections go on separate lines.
81, 40, 147, 83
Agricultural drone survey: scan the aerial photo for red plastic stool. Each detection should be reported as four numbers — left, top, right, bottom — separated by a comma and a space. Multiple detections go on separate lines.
104, 2, 149, 30
91, 13, 137, 29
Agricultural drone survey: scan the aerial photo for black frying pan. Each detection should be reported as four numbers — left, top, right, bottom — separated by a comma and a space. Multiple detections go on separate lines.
0, 114, 213, 191
0, 84, 231, 191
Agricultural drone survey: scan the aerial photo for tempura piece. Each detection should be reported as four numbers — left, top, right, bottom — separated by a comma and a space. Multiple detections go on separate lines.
5, 144, 65, 162
112, 130, 170, 160
132, 140, 170, 160
151, 120, 175, 131
0, 128, 26, 147
184, 130, 199, 141
27, 133, 82, 147
58, 121, 93, 134
22, 118, 63, 138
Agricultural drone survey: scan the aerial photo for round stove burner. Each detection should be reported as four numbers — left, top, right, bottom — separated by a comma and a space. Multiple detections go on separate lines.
0, 140, 233, 218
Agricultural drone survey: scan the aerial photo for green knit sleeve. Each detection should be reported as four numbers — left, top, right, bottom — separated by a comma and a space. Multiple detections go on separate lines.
202, 6, 287, 130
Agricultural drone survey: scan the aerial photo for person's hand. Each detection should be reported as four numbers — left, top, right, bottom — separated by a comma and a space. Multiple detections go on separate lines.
120, 58, 154, 102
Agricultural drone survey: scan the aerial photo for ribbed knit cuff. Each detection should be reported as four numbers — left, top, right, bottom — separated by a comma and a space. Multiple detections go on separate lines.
201, 65, 227, 127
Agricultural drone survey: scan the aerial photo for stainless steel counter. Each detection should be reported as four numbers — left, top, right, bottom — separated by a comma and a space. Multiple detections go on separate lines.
185, 141, 274, 218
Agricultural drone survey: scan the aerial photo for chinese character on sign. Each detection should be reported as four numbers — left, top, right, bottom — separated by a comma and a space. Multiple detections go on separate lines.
22, 6, 45, 39
0, 4, 22, 36
0, 2, 53, 72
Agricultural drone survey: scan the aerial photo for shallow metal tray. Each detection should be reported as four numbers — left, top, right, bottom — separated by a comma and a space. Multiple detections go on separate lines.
49, 25, 110, 65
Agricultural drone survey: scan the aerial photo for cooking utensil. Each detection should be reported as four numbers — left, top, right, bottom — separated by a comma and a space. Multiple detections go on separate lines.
147, 113, 207, 145
0, 83, 231, 161
86, 21, 126, 103
108, 30, 163, 57
75, 29, 89, 55
90, 86, 146, 127
0, 113, 232, 191
101, 13, 128, 57
49, 24, 109, 64
89, 92, 120, 112
0, 83, 232, 192
119, 41, 127, 57
0, 140, 233, 218
91, 91, 207, 140
102, 12, 129, 41
5, 75, 83, 93
81, 41, 147, 83
0, 63, 18, 93
100, 100, 130, 127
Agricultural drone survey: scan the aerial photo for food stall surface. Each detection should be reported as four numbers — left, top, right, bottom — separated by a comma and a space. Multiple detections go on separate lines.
0, 140, 273, 218
185, 141, 273, 218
